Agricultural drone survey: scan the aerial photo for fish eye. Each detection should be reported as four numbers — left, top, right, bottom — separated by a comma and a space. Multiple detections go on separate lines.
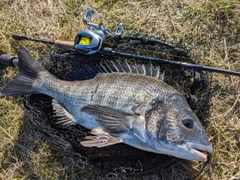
182, 119, 194, 129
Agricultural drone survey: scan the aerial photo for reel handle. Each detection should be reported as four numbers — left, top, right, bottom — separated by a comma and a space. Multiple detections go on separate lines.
83, 8, 93, 24
0, 53, 17, 66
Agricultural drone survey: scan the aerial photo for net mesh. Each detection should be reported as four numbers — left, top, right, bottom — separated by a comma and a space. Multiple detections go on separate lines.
21, 33, 213, 179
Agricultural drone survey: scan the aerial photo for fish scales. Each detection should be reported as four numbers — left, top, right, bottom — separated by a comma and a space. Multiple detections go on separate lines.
39, 72, 175, 114
1, 46, 213, 161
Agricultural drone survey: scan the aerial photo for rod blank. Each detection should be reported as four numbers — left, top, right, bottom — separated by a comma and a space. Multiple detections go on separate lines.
102, 49, 240, 76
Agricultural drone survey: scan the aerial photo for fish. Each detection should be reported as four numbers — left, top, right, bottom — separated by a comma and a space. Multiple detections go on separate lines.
1, 45, 213, 161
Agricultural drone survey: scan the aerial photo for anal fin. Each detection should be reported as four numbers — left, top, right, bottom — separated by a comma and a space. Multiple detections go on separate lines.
80, 128, 122, 148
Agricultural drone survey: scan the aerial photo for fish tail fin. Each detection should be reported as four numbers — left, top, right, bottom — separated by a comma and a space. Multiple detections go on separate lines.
1, 45, 47, 96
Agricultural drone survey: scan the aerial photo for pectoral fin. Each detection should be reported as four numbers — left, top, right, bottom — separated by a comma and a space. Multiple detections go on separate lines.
80, 128, 122, 148
81, 105, 135, 134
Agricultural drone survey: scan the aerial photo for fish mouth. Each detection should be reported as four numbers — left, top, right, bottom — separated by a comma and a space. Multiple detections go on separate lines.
186, 142, 213, 161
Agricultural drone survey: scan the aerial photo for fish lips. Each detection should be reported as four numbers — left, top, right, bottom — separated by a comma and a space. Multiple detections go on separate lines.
159, 141, 213, 161
186, 142, 213, 161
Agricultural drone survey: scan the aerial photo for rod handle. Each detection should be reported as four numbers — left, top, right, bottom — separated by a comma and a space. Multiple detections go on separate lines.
54, 40, 74, 50
12, 34, 28, 41
0, 54, 16, 66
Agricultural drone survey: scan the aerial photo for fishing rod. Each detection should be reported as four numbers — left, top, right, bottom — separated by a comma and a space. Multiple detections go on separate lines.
9, 33, 240, 76
3, 8, 240, 77
12, 34, 74, 50
101, 48, 240, 76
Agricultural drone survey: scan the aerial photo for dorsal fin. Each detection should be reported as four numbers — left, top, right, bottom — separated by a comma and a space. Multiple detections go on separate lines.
67, 64, 99, 80
130, 61, 139, 74
122, 59, 132, 73
112, 60, 125, 72
146, 63, 152, 76
136, 64, 146, 75
152, 66, 160, 78
67, 60, 164, 81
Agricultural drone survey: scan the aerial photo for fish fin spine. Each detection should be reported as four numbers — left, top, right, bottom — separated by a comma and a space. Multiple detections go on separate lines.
101, 60, 164, 79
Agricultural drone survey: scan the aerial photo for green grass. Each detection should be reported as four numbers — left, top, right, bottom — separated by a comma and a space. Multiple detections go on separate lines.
0, 0, 240, 179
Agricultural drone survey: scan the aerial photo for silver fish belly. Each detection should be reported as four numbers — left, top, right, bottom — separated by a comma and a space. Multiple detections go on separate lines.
1, 46, 213, 161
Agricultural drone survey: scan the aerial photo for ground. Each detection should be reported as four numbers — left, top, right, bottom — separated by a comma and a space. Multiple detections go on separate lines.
0, 0, 240, 179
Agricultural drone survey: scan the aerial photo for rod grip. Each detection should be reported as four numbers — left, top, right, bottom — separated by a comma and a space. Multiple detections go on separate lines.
0, 54, 16, 66
12, 34, 28, 40
54, 40, 74, 50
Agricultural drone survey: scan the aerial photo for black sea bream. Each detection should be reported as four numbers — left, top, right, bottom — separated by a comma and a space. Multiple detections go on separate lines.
1, 46, 212, 161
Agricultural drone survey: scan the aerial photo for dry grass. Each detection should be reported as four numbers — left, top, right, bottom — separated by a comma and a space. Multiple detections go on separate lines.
0, 0, 240, 179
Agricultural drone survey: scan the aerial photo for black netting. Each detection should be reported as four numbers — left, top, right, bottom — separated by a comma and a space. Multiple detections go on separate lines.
22, 33, 212, 179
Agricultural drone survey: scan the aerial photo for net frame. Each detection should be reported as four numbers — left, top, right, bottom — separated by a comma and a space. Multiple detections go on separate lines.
21, 33, 213, 179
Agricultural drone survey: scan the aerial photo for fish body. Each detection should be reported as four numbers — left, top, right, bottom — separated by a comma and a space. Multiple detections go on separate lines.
1, 46, 212, 161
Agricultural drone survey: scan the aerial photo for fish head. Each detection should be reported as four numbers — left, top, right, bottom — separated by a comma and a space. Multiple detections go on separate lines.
146, 93, 213, 161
